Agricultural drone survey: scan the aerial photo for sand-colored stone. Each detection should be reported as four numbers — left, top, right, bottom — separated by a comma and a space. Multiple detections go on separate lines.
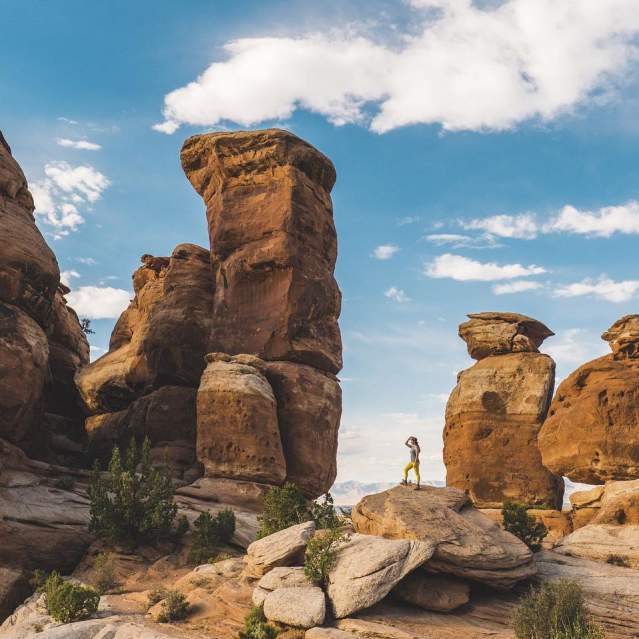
392, 571, 470, 612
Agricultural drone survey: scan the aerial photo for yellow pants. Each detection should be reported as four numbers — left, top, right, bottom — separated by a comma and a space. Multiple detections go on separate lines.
403, 461, 420, 483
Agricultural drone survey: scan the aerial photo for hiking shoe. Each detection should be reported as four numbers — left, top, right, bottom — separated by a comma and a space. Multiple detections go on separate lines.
400, 479, 407, 486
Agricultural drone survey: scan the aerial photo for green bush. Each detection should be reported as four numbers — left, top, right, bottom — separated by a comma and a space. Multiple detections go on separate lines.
188, 509, 236, 565
606, 553, 630, 567
91, 552, 118, 594
257, 483, 310, 539
502, 501, 548, 552
42, 572, 100, 624
513, 580, 603, 639
310, 492, 340, 530
147, 587, 168, 608
238, 605, 278, 639
304, 526, 349, 586
155, 589, 189, 623
88, 437, 178, 548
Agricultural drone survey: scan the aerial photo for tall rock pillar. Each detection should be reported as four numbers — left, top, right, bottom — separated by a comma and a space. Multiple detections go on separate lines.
443, 312, 563, 508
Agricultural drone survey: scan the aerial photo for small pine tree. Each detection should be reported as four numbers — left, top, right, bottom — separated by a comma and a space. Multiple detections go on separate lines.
257, 483, 311, 539
41, 572, 100, 624
304, 526, 349, 586
502, 501, 548, 552
188, 509, 236, 565
310, 492, 340, 530
89, 437, 178, 548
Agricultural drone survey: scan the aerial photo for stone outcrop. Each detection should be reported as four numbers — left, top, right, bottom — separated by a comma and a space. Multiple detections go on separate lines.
539, 315, 639, 483
444, 312, 562, 508
196, 353, 286, 484
391, 571, 470, 612
253, 567, 311, 607
352, 485, 536, 589
181, 129, 342, 375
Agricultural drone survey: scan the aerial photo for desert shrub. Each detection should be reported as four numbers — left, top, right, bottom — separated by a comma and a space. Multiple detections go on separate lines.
91, 552, 118, 594
156, 589, 189, 623
310, 492, 340, 530
502, 501, 548, 552
88, 437, 178, 548
147, 587, 168, 608
606, 553, 630, 567
238, 605, 278, 639
257, 483, 310, 539
175, 515, 190, 537
304, 526, 349, 586
188, 509, 236, 565
42, 571, 100, 624
513, 580, 603, 639
53, 476, 75, 490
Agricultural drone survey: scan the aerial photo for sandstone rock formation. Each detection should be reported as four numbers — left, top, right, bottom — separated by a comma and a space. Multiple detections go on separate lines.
391, 571, 470, 612
263, 586, 326, 628
181, 129, 342, 375
352, 485, 536, 589
444, 312, 562, 508
253, 567, 311, 607
539, 315, 639, 483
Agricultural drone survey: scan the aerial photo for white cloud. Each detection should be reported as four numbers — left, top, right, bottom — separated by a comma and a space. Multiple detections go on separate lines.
384, 287, 411, 303
154, 1, 639, 135
60, 270, 80, 287
424, 233, 501, 249
31, 162, 110, 238
425, 253, 546, 281
76, 257, 97, 266
372, 244, 399, 260
462, 213, 538, 239
554, 277, 639, 303
493, 280, 543, 295
66, 286, 131, 319
56, 138, 102, 151
57, 117, 78, 125
544, 201, 639, 238
397, 216, 420, 226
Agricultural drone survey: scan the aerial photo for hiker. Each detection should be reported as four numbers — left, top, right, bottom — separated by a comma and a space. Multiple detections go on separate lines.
402, 435, 421, 490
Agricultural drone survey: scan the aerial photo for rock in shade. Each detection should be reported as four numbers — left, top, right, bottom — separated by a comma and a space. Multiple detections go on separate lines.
245, 521, 316, 577
444, 351, 563, 508
263, 586, 326, 629
539, 316, 639, 483
181, 129, 342, 374
391, 570, 470, 612
326, 533, 435, 618
264, 361, 341, 497
459, 312, 554, 361
351, 486, 535, 590
196, 353, 286, 484
75, 244, 213, 414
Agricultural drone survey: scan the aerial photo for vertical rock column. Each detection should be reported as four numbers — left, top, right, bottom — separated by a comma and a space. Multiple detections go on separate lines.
181, 129, 343, 497
443, 312, 563, 508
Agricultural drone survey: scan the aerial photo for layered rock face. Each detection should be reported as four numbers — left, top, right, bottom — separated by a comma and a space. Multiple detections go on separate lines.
539, 315, 639, 483
0, 132, 88, 454
444, 312, 563, 508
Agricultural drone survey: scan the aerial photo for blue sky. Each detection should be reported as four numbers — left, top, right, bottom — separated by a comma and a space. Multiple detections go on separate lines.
3, 0, 639, 484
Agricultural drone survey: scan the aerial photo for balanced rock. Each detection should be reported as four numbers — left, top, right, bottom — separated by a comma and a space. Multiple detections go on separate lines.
264, 586, 326, 628
76, 243, 213, 414
197, 353, 286, 484
181, 129, 342, 374
391, 571, 470, 612
459, 312, 554, 361
445, 313, 562, 507
539, 316, 639, 483
352, 486, 535, 589
326, 533, 435, 618
264, 361, 341, 496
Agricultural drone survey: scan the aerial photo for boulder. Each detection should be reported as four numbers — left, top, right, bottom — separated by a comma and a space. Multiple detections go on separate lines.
263, 586, 326, 628
75, 244, 213, 413
539, 321, 639, 482
196, 353, 286, 484
264, 361, 341, 497
459, 312, 554, 361
391, 570, 469, 612
444, 350, 563, 508
245, 522, 315, 577
0, 303, 49, 447
555, 524, 639, 567
253, 567, 311, 607
352, 486, 535, 589
326, 533, 434, 618
181, 128, 342, 374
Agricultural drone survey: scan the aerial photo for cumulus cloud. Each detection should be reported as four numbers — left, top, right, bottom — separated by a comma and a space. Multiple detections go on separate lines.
424, 233, 501, 249
31, 162, 110, 238
554, 277, 639, 303
544, 201, 639, 237
154, 0, 639, 135
66, 286, 131, 319
384, 287, 411, 303
372, 244, 399, 260
56, 138, 102, 151
462, 213, 538, 239
60, 270, 80, 287
425, 253, 546, 281
493, 280, 543, 295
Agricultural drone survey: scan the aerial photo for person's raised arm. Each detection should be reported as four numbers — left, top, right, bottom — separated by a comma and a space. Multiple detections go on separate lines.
405, 438, 411, 448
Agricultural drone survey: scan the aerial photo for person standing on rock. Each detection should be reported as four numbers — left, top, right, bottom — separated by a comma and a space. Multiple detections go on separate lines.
402, 436, 421, 490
